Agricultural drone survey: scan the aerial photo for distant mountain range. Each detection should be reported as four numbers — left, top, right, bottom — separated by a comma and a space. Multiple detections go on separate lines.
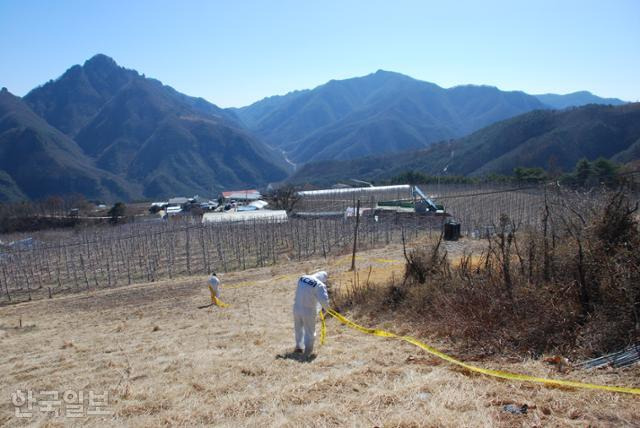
0, 54, 633, 201
0, 55, 289, 201
235, 71, 549, 163
534, 91, 627, 109
287, 103, 640, 186
235, 72, 628, 164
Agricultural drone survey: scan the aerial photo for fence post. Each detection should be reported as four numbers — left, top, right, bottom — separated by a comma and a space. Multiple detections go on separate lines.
350, 199, 361, 271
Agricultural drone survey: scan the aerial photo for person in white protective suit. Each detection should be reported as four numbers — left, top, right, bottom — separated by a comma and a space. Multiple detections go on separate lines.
293, 271, 330, 357
208, 272, 220, 301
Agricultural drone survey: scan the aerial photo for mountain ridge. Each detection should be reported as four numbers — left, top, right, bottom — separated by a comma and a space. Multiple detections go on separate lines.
286, 103, 640, 186
1, 55, 634, 201
24, 54, 139, 137
1, 55, 290, 201
534, 91, 627, 109
0, 87, 136, 201
235, 71, 550, 163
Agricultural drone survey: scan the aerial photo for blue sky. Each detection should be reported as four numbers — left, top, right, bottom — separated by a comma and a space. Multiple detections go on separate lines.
1, 0, 638, 107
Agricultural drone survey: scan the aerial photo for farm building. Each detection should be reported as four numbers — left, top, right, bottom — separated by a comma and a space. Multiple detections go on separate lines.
296, 184, 412, 198
165, 206, 183, 216
294, 184, 444, 216
221, 190, 262, 202
168, 197, 191, 205
150, 196, 218, 214
295, 185, 413, 212
236, 200, 269, 211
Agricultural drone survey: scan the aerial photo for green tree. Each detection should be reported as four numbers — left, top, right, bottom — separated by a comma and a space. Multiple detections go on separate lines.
574, 158, 594, 186
593, 157, 619, 185
390, 170, 429, 185
513, 167, 547, 183
108, 202, 126, 224
561, 158, 622, 188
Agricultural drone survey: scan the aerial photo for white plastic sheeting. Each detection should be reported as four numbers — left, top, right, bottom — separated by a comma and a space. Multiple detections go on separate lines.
249, 200, 269, 209
202, 210, 288, 223
296, 185, 411, 197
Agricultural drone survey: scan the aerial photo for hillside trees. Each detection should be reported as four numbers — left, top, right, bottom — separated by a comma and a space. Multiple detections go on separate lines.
513, 167, 547, 183
561, 158, 620, 188
108, 202, 127, 224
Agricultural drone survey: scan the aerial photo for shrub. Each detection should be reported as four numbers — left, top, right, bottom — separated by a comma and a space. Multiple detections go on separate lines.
339, 189, 640, 358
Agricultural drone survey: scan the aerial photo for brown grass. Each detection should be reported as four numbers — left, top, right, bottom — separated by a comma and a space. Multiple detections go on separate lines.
1, 243, 639, 427
339, 192, 640, 362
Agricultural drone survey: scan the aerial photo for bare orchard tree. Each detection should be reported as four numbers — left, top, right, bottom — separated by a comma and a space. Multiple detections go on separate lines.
266, 185, 301, 212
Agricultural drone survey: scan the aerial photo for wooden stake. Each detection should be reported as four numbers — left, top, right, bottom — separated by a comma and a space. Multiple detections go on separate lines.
350, 199, 360, 271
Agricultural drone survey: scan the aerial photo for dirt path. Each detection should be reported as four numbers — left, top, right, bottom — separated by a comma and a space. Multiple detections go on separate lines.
1, 242, 638, 427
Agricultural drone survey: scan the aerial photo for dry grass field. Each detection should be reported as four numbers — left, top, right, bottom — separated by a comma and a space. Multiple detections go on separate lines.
1, 242, 639, 427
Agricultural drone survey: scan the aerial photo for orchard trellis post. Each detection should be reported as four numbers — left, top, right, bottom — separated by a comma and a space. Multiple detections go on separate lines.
351, 199, 361, 271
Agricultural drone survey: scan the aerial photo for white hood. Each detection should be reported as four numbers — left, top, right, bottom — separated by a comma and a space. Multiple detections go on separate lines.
313, 271, 328, 283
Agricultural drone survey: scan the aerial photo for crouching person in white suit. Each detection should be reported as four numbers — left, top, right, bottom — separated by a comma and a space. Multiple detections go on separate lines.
293, 271, 330, 358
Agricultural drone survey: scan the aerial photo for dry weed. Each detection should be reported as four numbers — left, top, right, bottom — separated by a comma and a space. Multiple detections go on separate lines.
0, 241, 638, 426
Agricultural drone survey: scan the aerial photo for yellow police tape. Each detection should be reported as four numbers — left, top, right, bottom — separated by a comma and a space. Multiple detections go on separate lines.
325, 309, 640, 395
319, 310, 326, 346
208, 285, 230, 308
372, 258, 404, 264
330, 255, 403, 267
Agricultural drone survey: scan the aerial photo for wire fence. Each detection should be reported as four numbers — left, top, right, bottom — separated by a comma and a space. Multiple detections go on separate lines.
2, 182, 638, 304
0, 215, 437, 304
